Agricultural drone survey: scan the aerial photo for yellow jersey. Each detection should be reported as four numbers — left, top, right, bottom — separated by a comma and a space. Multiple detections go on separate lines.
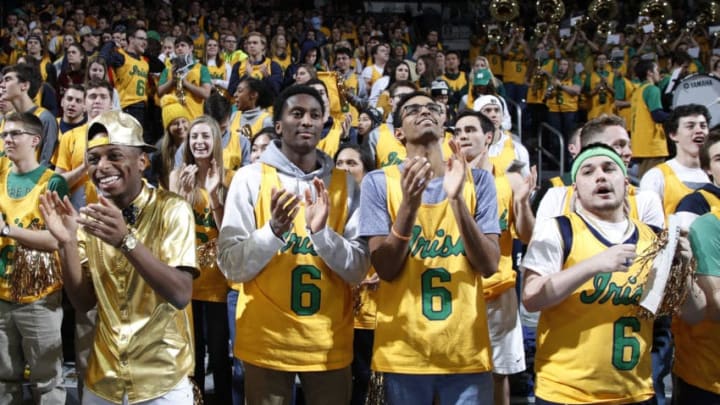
483, 171, 515, 300
586, 70, 615, 120
372, 164, 493, 374
114, 48, 149, 108
631, 83, 667, 158
191, 189, 227, 302
502, 46, 529, 84
489, 135, 516, 177
234, 164, 353, 371
535, 213, 655, 404
656, 162, 695, 219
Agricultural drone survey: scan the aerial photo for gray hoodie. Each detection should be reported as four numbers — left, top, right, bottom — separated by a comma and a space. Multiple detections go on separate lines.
218, 140, 369, 285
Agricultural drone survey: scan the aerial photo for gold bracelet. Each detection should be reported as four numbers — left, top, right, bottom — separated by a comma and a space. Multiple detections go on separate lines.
391, 225, 410, 241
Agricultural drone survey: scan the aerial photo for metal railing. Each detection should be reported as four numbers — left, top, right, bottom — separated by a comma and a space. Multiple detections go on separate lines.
505, 97, 523, 142
537, 122, 565, 181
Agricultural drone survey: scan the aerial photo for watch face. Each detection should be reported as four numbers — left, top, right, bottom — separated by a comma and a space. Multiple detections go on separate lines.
123, 234, 138, 251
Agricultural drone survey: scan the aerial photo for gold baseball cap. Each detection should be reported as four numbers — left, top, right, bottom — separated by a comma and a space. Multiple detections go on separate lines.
86, 111, 156, 152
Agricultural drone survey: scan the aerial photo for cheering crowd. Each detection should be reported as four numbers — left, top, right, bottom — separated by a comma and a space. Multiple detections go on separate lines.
1, 1, 720, 404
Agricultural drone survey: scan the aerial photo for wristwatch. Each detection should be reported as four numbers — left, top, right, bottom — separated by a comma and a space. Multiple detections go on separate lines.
119, 231, 138, 253
1, 225, 9, 237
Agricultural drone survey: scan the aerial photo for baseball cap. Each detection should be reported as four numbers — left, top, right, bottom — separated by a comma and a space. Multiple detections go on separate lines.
79, 26, 100, 37
87, 111, 156, 152
431, 79, 449, 96
473, 68, 492, 86
473, 95, 503, 113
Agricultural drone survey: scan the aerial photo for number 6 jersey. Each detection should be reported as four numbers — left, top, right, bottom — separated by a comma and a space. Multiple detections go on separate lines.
372, 165, 494, 374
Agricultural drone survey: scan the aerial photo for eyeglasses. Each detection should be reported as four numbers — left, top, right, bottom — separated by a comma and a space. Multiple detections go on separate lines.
0, 130, 36, 139
401, 103, 444, 119
134, 36, 147, 41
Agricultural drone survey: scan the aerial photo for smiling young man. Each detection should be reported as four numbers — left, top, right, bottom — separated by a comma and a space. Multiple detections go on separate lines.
218, 85, 369, 404
640, 104, 711, 219
521, 144, 704, 405
359, 92, 500, 403
158, 35, 213, 120
41, 110, 197, 404
0, 112, 68, 404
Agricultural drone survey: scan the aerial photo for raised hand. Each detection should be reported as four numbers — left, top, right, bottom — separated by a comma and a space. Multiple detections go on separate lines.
77, 195, 130, 248
443, 139, 468, 201
205, 159, 221, 196
400, 156, 432, 210
178, 164, 198, 195
304, 177, 329, 234
269, 187, 301, 237
341, 113, 352, 140
39, 191, 79, 244
508, 165, 538, 203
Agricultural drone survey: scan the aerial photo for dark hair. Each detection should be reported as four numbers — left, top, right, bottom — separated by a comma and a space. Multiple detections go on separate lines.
305, 78, 328, 94
580, 114, 628, 147
370, 43, 388, 58
700, 130, 720, 171
634, 60, 656, 82
253, 126, 279, 144
392, 90, 432, 127
203, 92, 233, 122
334, 47, 353, 58
456, 110, 495, 135
85, 79, 114, 96
239, 76, 273, 108
175, 35, 193, 47
671, 51, 692, 68
65, 83, 86, 96
388, 80, 417, 98
272, 85, 325, 122
334, 143, 374, 174
2, 63, 41, 99
665, 104, 711, 135
127, 26, 145, 39
3, 112, 43, 138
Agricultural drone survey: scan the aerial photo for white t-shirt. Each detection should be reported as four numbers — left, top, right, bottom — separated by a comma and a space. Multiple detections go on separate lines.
522, 210, 633, 278
639, 158, 709, 203
535, 186, 665, 229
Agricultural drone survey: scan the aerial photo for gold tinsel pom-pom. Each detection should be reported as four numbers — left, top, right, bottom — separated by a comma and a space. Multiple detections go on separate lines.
197, 239, 218, 269
10, 245, 61, 302
628, 228, 696, 320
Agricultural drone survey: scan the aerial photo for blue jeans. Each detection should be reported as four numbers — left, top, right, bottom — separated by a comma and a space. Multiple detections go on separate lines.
651, 316, 673, 405
535, 397, 654, 405
672, 376, 720, 405
383, 372, 493, 405
351, 329, 374, 405
226, 289, 244, 405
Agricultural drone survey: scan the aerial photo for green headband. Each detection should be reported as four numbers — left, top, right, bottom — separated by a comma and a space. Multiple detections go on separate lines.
571, 146, 627, 183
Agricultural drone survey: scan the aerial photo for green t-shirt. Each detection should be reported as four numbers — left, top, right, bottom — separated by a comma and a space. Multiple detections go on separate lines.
689, 212, 720, 277
642, 84, 663, 111
7, 165, 69, 200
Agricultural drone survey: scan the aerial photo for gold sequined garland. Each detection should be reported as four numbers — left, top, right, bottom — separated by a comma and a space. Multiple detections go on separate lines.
196, 239, 218, 269
9, 225, 61, 302
626, 228, 695, 319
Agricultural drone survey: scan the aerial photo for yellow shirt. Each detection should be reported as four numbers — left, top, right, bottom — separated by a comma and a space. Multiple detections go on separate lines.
354, 268, 378, 330
114, 48, 149, 108
489, 135, 516, 177
81, 185, 197, 403
535, 213, 655, 404
55, 123, 89, 193
317, 118, 344, 159
503, 46, 529, 84
546, 76, 580, 113
235, 164, 353, 371
527, 60, 555, 104
235, 57, 273, 81
631, 83, 668, 158
222, 127, 244, 188
657, 163, 694, 219
192, 189, 227, 302
586, 70, 615, 120
372, 165, 493, 374
0, 168, 62, 303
